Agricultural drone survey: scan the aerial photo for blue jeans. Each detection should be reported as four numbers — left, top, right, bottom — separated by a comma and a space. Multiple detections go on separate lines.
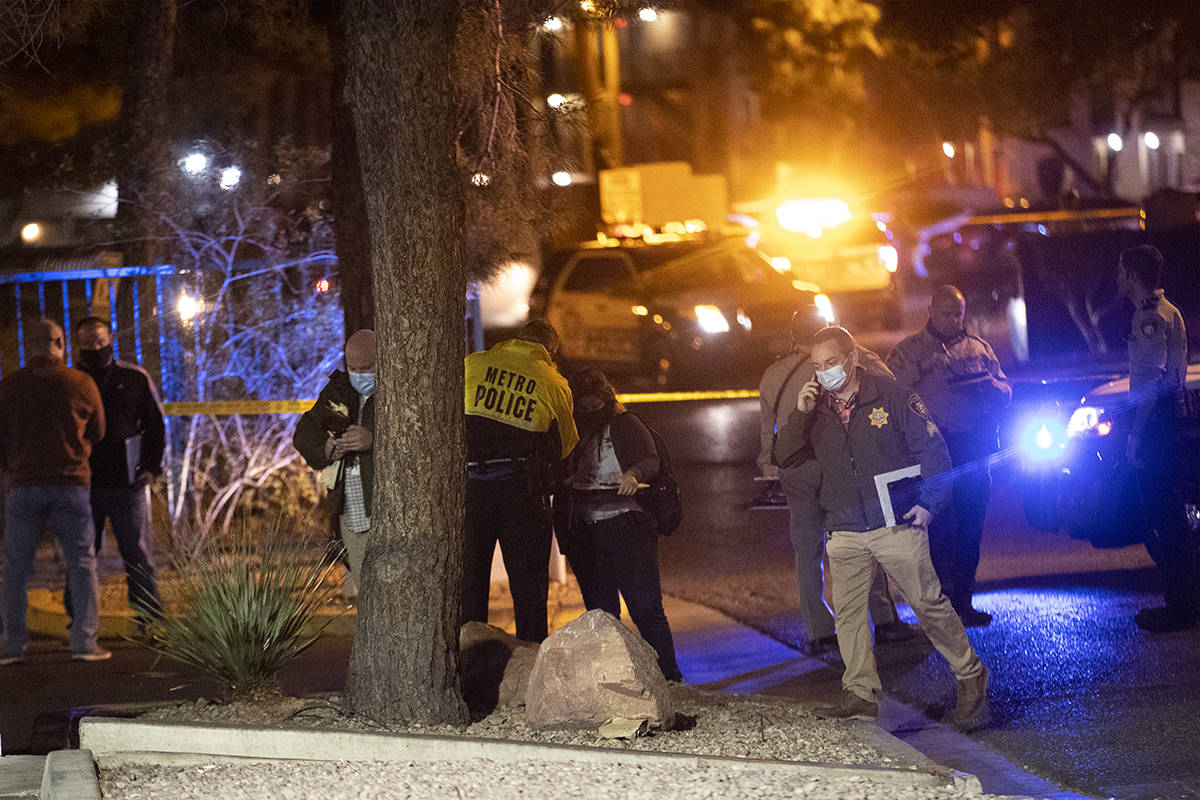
2, 485, 101, 655
65, 485, 162, 624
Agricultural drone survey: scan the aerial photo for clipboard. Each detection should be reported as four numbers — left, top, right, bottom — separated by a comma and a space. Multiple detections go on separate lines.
874, 465, 921, 527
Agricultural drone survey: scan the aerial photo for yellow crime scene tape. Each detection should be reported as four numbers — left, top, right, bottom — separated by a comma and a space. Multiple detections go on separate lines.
164, 390, 760, 416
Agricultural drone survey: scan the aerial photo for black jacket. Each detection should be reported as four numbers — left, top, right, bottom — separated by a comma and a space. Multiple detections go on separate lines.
774, 369, 952, 532
78, 360, 165, 489
292, 371, 375, 520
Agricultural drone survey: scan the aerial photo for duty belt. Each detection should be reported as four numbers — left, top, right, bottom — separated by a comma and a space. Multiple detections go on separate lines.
466, 456, 532, 480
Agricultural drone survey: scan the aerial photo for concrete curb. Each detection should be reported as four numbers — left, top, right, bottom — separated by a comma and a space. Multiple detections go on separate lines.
40, 750, 101, 800
79, 717, 975, 792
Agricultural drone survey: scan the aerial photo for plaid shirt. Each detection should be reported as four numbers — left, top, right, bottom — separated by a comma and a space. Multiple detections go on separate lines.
829, 392, 859, 426
339, 401, 371, 534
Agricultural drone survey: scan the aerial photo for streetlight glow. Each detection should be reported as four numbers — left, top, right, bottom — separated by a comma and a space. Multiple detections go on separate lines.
183, 153, 208, 173
542, 16, 564, 32
219, 166, 242, 189
547, 93, 567, 109
177, 294, 203, 321
471, 172, 491, 187
638, 7, 658, 22
551, 171, 572, 187
1144, 131, 1160, 150
1107, 133, 1123, 151
20, 222, 41, 242
942, 141, 956, 158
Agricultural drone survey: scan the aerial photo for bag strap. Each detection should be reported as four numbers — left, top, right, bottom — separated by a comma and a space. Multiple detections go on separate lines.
624, 410, 669, 472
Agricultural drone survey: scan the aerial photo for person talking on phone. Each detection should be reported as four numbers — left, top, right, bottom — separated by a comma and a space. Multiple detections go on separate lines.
757, 306, 914, 656
775, 326, 990, 731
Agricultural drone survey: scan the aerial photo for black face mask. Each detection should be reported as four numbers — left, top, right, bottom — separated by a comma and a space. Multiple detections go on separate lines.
78, 345, 113, 372
575, 401, 614, 431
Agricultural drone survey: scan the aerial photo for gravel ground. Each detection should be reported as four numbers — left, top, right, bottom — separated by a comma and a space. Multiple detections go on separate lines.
101, 688, 1016, 799
100, 760, 1003, 800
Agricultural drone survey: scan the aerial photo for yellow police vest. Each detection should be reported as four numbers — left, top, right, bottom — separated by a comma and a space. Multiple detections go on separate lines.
464, 339, 579, 458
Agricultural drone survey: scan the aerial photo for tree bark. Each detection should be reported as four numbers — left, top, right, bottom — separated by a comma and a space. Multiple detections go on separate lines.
325, 3, 376, 333
115, 0, 176, 269
343, 0, 467, 724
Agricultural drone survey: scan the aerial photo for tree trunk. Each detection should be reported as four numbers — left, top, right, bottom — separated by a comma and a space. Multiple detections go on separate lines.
325, 3, 376, 333
115, 0, 176, 269
343, 0, 467, 724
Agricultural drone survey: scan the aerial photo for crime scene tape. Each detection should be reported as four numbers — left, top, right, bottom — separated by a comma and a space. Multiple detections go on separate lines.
163, 390, 761, 416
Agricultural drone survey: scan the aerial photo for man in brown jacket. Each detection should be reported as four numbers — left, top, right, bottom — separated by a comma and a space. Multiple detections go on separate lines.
1, 320, 109, 664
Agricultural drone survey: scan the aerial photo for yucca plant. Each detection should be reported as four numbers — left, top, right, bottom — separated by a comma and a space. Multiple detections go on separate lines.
139, 518, 346, 697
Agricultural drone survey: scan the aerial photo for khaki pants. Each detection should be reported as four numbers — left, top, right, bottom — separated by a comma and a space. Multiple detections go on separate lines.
342, 526, 369, 580
827, 524, 983, 702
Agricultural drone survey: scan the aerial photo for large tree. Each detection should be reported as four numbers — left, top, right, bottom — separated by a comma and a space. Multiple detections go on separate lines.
343, 0, 469, 723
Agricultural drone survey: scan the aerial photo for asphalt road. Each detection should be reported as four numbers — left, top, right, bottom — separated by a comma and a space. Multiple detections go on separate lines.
636, 396, 1197, 800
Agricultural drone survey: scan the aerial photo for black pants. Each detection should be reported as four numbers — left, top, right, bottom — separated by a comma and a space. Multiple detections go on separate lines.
66, 485, 162, 624
928, 429, 992, 608
1137, 410, 1200, 616
462, 473, 552, 642
566, 509, 682, 681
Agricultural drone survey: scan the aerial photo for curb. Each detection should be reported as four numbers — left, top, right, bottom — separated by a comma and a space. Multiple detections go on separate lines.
79, 717, 973, 792
40, 750, 101, 800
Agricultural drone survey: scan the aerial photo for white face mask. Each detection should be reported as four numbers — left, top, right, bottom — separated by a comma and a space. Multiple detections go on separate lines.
816, 360, 850, 392
348, 371, 375, 396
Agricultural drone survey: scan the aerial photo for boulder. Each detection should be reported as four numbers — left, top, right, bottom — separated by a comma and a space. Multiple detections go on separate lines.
525, 609, 677, 730
459, 622, 539, 718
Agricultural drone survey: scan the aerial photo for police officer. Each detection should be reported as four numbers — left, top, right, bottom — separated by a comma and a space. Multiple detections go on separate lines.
1117, 245, 1197, 633
758, 306, 913, 655
887, 286, 1011, 627
462, 319, 578, 642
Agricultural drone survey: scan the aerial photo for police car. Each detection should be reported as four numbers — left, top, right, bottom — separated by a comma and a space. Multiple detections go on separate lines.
1019, 363, 1200, 546
531, 233, 827, 386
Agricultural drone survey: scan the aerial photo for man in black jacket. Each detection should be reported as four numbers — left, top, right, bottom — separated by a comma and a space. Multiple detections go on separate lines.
776, 326, 989, 730
71, 316, 166, 626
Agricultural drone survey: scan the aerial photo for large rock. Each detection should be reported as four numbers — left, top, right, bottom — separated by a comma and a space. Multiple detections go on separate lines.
525, 609, 677, 730
459, 622, 539, 718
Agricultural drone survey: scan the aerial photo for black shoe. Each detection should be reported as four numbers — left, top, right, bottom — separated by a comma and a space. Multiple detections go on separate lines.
957, 606, 993, 627
1134, 606, 1198, 633
806, 635, 839, 656
875, 621, 917, 644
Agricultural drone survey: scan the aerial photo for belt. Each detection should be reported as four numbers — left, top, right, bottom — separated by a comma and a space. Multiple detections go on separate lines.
466, 457, 531, 467
467, 457, 532, 481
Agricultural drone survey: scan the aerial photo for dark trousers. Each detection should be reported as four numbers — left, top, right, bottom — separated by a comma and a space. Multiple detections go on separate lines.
928, 430, 992, 608
1138, 411, 1200, 615
462, 474, 552, 642
566, 509, 682, 681
66, 485, 162, 624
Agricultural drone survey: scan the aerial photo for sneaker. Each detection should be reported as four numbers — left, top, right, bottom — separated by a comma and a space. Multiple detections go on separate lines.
1134, 606, 1197, 633
0, 652, 26, 666
875, 620, 918, 643
954, 664, 991, 732
957, 606, 994, 627
813, 691, 878, 721
806, 635, 839, 656
71, 647, 112, 662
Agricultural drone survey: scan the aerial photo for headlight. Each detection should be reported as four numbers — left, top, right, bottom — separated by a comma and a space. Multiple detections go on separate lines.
1067, 406, 1109, 438
1019, 415, 1066, 463
814, 293, 835, 323
693, 304, 730, 333
878, 245, 899, 273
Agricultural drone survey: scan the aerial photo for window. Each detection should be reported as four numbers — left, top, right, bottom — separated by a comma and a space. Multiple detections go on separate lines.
562, 256, 635, 293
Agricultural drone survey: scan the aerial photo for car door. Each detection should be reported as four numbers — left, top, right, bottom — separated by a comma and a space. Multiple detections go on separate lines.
546, 252, 643, 366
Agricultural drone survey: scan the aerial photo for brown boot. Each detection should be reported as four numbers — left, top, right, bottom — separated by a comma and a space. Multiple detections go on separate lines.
954, 664, 991, 732
813, 691, 878, 721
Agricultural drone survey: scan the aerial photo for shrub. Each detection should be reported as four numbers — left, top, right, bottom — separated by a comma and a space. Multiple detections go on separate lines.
140, 518, 346, 697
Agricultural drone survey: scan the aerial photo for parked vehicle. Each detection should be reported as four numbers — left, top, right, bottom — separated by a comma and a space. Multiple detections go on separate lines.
530, 234, 826, 386
1018, 363, 1200, 547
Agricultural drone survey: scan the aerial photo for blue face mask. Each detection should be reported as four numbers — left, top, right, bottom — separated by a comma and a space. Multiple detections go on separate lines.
349, 371, 375, 396
816, 361, 849, 392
